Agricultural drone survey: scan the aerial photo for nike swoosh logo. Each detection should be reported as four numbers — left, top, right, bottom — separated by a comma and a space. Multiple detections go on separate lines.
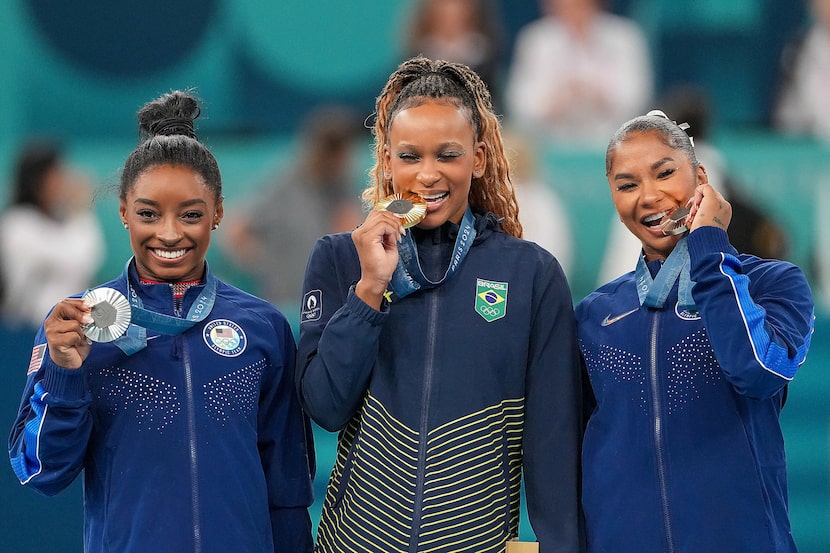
601, 308, 638, 326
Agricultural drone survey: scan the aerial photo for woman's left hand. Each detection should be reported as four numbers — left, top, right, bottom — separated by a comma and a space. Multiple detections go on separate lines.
688, 183, 732, 233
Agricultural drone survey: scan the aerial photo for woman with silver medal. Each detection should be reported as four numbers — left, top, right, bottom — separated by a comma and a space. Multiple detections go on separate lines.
8, 90, 314, 553
576, 111, 815, 552
296, 57, 584, 552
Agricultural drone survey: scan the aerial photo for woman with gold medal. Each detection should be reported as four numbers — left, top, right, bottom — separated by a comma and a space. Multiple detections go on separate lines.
296, 56, 585, 552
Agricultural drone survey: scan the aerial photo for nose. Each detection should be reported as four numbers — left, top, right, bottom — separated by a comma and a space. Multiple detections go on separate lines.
157, 217, 183, 244
416, 159, 440, 188
638, 178, 663, 208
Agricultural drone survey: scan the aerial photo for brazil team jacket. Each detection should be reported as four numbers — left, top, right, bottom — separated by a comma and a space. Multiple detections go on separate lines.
8, 262, 314, 553
296, 212, 584, 553
576, 227, 814, 553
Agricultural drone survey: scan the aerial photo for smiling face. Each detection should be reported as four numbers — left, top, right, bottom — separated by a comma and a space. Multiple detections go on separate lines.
607, 130, 706, 261
120, 164, 223, 282
383, 100, 485, 230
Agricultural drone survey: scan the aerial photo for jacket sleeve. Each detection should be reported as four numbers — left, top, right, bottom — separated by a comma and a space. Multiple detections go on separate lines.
295, 235, 388, 432
258, 312, 315, 553
8, 328, 93, 496
522, 256, 586, 553
688, 226, 814, 399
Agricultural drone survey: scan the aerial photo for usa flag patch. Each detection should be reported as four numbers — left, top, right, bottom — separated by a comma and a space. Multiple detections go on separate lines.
28, 344, 47, 375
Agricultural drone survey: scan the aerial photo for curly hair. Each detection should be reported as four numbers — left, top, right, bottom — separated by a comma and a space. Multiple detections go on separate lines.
364, 56, 521, 237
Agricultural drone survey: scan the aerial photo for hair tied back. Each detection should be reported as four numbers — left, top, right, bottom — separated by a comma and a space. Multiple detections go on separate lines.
150, 116, 198, 139
646, 109, 695, 148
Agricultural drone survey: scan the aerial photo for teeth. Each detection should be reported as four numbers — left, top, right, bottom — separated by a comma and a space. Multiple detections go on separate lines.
643, 211, 669, 223
154, 249, 186, 259
422, 192, 448, 202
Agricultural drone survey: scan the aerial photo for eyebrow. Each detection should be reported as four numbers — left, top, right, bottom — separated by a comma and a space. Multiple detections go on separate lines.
612, 157, 675, 181
395, 141, 465, 150
133, 198, 208, 207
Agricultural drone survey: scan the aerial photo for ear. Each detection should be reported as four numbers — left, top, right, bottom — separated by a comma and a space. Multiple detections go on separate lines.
213, 197, 225, 229
119, 201, 128, 228
473, 140, 487, 179
697, 164, 708, 185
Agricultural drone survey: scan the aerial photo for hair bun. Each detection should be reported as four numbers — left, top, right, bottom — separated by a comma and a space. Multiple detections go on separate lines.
137, 90, 201, 141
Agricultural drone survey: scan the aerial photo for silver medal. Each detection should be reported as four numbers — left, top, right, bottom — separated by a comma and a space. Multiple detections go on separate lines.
82, 287, 131, 342
660, 198, 694, 236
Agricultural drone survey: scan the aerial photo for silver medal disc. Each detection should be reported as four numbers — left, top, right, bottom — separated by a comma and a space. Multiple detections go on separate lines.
82, 287, 131, 342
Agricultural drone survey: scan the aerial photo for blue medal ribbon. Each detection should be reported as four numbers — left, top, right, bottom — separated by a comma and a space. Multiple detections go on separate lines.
388, 207, 476, 299
112, 259, 217, 355
635, 236, 696, 311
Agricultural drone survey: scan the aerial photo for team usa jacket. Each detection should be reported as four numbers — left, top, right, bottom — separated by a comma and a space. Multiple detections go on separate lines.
576, 227, 814, 553
296, 212, 584, 553
9, 262, 315, 553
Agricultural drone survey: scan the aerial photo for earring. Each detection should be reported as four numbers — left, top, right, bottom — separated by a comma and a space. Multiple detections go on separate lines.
123, 222, 128, 229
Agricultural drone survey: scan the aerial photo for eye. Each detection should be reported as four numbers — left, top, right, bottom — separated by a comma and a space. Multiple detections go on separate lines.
136, 209, 158, 220
438, 149, 465, 161
181, 211, 204, 222
616, 182, 637, 192
397, 152, 420, 163
657, 167, 676, 179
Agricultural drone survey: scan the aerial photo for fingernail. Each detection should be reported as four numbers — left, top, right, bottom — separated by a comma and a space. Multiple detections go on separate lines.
82, 314, 93, 325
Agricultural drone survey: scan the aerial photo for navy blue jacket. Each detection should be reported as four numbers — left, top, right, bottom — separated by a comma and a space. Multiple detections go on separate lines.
297, 213, 584, 553
9, 263, 314, 553
577, 227, 814, 552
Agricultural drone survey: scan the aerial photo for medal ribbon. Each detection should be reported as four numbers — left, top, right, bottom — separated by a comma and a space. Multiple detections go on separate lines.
112, 259, 217, 355
635, 236, 696, 311
388, 207, 476, 299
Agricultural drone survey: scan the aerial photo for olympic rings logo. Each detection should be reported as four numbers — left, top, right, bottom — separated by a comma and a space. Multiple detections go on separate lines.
479, 305, 501, 317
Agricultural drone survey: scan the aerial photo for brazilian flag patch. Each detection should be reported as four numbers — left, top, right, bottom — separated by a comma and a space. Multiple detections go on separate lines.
475, 278, 508, 322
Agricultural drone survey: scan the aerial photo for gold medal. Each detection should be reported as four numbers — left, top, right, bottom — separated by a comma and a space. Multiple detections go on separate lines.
375, 192, 427, 228
82, 287, 131, 343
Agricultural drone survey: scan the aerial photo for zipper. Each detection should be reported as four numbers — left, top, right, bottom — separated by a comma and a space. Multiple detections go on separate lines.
649, 311, 674, 553
409, 290, 440, 553
181, 339, 202, 552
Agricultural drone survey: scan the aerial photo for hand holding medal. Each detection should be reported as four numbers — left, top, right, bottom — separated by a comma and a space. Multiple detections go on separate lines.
43, 290, 129, 369
352, 193, 426, 309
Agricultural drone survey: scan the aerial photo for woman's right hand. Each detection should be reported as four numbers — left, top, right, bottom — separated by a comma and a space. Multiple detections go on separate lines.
351, 209, 405, 310
44, 299, 93, 369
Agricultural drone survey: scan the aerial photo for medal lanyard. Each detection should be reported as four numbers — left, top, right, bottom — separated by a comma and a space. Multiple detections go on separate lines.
635, 236, 696, 311
112, 259, 217, 355
388, 207, 476, 299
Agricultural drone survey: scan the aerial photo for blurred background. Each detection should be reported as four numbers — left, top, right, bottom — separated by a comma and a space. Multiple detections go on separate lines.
0, 0, 828, 551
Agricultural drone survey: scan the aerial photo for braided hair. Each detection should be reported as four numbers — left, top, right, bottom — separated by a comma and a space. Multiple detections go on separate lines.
365, 56, 522, 237
121, 90, 222, 202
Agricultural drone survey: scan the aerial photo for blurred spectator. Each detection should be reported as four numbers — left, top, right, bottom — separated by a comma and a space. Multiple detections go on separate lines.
220, 105, 365, 310
598, 86, 790, 286
402, 0, 506, 108
0, 139, 104, 328
505, 0, 652, 147
772, 0, 830, 140
505, 129, 574, 281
